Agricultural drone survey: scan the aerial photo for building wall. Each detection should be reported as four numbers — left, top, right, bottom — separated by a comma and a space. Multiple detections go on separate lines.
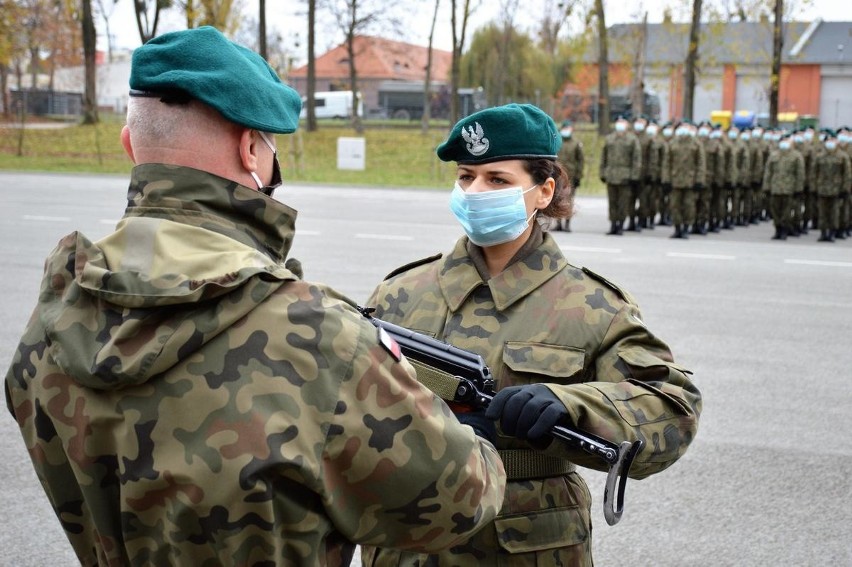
820, 65, 852, 128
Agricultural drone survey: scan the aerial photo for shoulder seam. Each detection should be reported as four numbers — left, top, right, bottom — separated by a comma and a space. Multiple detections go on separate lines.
384, 252, 443, 280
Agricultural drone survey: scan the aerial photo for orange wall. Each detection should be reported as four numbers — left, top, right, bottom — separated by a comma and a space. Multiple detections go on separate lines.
722, 65, 736, 111
572, 64, 633, 92
778, 65, 821, 115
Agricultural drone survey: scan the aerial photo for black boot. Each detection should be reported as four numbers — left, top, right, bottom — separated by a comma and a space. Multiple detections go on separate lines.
779, 227, 788, 240
818, 229, 833, 242
616, 220, 624, 235
646, 216, 655, 229
801, 221, 809, 235
564, 219, 572, 233
836, 229, 847, 240
771, 227, 782, 240
607, 221, 618, 235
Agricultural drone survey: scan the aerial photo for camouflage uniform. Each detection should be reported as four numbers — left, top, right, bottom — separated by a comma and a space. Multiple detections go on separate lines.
362, 225, 702, 566
811, 145, 852, 241
554, 135, 585, 231
599, 131, 642, 234
644, 131, 667, 228
747, 135, 765, 224
731, 135, 752, 226
4, 165, 506, 567
702, 133, 727, 232
763, 147, 805, 239
661, 133, 707, 237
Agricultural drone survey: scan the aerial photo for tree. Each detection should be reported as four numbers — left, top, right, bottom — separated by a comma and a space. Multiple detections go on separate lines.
769, 0, 782, 127
449, 0, 474, 125
259, 0, 267, 58
682, 0, 702, 121
0, 0, 27, 119
594, 0, 609, 135
81, 0, 98, 124
421, 0, 440, 134
94, 0, 119, 63
327, 0, 402, 133
306, 0, 317, 131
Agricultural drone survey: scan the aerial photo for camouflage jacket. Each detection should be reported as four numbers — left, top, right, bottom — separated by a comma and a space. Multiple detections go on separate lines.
662, 135, 707, 189
4, 164, 505, 567
557, 137, 585, 183
763, 149, 805, 195
647, 135, 668, 182
700, 137, 726, 188
599, 132, 642, 186
362, 228, 701, 565
811, 149, 852, 197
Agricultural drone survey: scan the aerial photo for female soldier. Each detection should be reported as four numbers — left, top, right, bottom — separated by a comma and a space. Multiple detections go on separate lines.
361, 104, 702, 566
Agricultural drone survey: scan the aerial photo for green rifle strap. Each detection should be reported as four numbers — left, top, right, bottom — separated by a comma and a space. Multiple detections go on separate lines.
407, 359, 464, 401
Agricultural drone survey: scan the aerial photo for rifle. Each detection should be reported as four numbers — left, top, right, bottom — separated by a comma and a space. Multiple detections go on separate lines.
359, 306, 643, 526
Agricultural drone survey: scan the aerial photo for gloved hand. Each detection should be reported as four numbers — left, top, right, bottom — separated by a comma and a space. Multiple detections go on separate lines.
485, 384, 568, 442
455, 409, 497, 444
600, 176, 607, 184
663, 183, 672, 195
693, 183, 704, 192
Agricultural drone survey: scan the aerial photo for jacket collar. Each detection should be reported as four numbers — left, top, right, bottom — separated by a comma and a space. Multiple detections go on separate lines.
438, 227, 567, 312
125, 164, 297, 264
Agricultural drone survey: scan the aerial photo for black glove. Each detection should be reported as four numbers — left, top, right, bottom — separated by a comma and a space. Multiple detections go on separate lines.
630, 180, 640, 191
572, 177, 581, 190
600, 176, 607, 184
485, 384, 568, 442
663, 183, 672, 195
455, 409, 497, 444
793, 192, 803, 199
724, 182, 733, 191
693, 183, 704, 192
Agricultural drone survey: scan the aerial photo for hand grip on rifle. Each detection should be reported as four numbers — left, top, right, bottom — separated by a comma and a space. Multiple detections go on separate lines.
359, 307, 644, 526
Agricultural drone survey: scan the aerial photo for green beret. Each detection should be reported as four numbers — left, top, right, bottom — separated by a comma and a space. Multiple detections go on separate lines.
129, 26, 301, 134
436, 103, 560, 164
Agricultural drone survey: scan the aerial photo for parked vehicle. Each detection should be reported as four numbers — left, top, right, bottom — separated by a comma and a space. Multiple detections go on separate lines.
300, 91, 363, 120
374, 81, 486, 120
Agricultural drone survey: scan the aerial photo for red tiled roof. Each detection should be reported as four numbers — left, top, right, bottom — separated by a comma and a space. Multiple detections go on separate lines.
290, 35, 452, 82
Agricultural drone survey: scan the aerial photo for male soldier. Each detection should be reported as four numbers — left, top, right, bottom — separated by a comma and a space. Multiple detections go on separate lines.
662, 121, 706, 238
700, 123, 726, 233
3, 27, 506, 566
839, 127, 852, 238
554, 119, 584, 232
643, 120, 665, 229
746, 127, 766, 225
788, 130, 809, 236
721, 126, 740, 229
657, 122, 676, 225
763, 133, 805, 240
628, 115, 651, 231
800, 126, 821, 232
600, 114, 642, 235
811, 130, 852, 242
733, 128, 753, 226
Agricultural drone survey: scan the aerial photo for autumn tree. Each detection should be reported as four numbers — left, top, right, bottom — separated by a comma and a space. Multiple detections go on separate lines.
133, 0, 172, 43
449, 0, 474, 125
682, 0, 702, 121
421, 0, 440, 134
305, 0, 317, 131
594, 0, 609, 134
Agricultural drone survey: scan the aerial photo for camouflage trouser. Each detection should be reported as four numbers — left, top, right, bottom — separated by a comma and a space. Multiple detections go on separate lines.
803, 188, 815, 225
731, 185, 743, 221
695, 184, 710, 225
607, 183, 631, 222
790, 193, 805, 228
709, 184, 725, 225
770, 194, 793, 231
741, 186, 754, 221
640, 180, 657, 220
817, 196, 839, 231
670, 187, 697, 226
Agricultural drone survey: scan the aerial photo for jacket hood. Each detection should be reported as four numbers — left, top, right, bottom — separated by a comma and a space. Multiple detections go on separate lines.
39, 165, 300, 391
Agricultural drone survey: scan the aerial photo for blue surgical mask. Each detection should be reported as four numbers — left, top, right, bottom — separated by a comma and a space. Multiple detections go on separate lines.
450, 182, 538, 247
615, 122, 628, 133
826, 141, 837, 150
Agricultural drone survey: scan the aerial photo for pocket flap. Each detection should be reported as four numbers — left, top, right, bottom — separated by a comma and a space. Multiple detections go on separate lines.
494, 506, 588, 553
503, 342, 585, 380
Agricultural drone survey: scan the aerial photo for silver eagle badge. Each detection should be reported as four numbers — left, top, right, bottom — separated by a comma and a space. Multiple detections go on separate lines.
461, 122, 490, 156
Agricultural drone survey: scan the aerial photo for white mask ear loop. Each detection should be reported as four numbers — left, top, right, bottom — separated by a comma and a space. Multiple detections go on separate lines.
249, 131, 278, 189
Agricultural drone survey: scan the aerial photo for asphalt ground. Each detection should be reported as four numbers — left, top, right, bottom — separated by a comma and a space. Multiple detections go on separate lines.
1, 172, 850, 566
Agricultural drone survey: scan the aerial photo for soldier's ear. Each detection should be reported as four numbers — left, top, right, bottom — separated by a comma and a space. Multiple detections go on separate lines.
120, 126, 135, 164
536, 178, 555, 209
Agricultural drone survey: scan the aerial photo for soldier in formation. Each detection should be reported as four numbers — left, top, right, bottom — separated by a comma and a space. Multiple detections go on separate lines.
600, 114, 642, 235
661, 120, 707, 238
552, 119, 585, 232
811, 130, 852, 242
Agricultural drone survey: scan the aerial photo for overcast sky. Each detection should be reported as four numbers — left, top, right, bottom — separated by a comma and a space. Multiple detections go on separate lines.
101, 0, 852, 59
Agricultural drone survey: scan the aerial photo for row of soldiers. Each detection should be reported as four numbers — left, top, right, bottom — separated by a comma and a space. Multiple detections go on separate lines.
594, 115, 852, 242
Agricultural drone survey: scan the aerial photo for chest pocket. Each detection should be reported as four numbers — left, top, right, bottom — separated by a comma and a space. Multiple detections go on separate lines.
502, 342, 586, 386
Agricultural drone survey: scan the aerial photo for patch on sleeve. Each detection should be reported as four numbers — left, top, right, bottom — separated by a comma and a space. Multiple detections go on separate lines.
377, 327, 402, 362
384, 253, 443, 280
581, 267, 636, 304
